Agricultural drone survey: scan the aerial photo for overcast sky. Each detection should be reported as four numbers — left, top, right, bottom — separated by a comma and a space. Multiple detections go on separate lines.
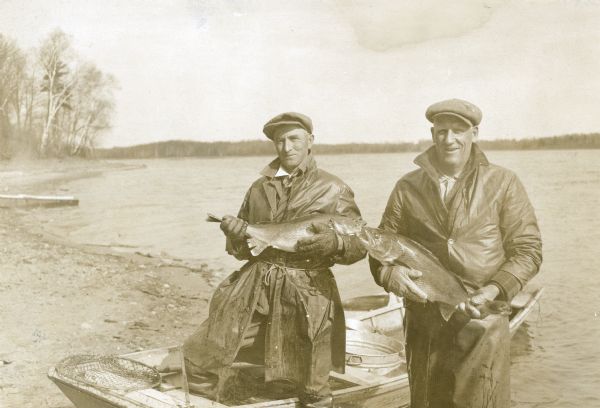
1, 0, 599, 147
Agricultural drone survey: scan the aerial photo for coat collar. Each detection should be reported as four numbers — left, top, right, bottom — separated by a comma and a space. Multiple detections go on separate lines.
260, 154, 316, 179
414, 143, 489, 183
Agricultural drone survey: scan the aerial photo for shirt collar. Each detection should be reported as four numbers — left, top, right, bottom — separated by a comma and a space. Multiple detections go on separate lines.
260, 154, 314, 179
439, 173, 458, 182
274, 166, 290, 177
414, 143, 489, 182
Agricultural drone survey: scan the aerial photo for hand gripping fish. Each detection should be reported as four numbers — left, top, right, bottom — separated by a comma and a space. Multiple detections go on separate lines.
354, 227, 512, 321
207, 213, 510, 320
206, 213, 364, 257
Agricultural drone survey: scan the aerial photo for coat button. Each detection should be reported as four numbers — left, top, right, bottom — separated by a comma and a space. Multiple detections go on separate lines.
448, 238, 455, 245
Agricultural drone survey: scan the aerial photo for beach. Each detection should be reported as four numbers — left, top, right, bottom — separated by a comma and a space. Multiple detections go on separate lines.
0, 161, 216, 408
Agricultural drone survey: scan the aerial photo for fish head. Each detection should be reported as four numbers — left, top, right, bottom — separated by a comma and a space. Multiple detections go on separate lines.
358, 228, 418, 265
330, 217, 366, 236
357, 227, 393, 261
358, 226, 383, 246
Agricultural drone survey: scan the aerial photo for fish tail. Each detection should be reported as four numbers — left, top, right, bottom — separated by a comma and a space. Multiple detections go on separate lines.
206, 213, 224, 223
247, 237, 269, 256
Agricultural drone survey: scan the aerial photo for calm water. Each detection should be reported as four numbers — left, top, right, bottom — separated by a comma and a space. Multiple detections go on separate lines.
33, 150, 600, 407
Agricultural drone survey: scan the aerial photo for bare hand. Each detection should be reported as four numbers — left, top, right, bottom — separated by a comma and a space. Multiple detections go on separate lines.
456, 284, 500, 319
220, 215, 247, 240
382, 265, 428, 303
295, 222, 339, 257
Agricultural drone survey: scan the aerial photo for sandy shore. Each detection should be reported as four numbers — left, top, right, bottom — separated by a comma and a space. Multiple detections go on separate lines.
0, 160, 216, 408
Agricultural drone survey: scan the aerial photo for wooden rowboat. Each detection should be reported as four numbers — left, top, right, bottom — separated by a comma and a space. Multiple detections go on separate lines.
48, 286, 544, 408
0, 194, 79, 208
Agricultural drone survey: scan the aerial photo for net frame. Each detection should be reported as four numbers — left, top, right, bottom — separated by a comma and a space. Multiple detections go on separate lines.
55, 354, 162, 392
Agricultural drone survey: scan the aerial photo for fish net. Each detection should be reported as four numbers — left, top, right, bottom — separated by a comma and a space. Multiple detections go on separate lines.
55, 354, 161, 392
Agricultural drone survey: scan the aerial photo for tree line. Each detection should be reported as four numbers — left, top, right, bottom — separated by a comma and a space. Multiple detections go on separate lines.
0, 29, 117, 158
95, 133, 600, 159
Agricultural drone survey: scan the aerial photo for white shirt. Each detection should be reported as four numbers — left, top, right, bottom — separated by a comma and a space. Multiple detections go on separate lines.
274, 166, 290, 178
439, 175, 458, 202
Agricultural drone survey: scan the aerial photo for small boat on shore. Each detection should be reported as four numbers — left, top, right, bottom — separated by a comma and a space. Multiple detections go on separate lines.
0, 194, 79, 208
48, 286, 544, 408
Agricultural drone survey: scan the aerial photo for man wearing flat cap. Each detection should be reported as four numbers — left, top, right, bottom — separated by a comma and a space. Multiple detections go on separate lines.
370, 99, 542, 407
182, 112, 366, 407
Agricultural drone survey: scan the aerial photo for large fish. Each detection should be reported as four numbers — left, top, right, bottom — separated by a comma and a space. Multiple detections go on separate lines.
353, 226, 511, 321
208, 214, 509, 320
207, 213, 364, 257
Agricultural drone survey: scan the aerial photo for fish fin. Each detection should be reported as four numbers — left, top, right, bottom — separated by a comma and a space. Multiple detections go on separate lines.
247, 237, 269, 256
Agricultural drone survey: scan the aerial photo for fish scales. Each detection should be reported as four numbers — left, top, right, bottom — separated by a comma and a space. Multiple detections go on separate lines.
207, 213, 364, 256
355, 227, 511, 320
207, 213, 510, 320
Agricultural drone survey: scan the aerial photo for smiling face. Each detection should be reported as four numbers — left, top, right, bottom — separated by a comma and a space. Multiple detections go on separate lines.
431, 114, 478, 176
272, 125, 314, 172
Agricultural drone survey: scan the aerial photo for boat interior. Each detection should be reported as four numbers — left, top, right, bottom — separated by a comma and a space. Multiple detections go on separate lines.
148, 294, 407, 406
48, 288, 542, 408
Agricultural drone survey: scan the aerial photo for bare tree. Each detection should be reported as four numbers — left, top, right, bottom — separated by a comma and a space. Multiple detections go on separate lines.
61, 62, 117, 156
0, 34, 26, 156
0, 29, 117, 159
16, 54, 41, 154
38, 29, 76, 156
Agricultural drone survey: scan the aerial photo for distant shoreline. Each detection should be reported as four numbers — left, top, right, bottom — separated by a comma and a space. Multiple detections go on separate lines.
95, 133, 600, 159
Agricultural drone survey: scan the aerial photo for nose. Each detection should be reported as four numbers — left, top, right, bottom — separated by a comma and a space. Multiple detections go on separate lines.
443, 130, 457, 144
282, 139, 293, 152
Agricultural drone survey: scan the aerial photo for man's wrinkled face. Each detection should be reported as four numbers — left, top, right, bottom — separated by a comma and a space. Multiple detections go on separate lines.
273, 126, 314, 172
431, 114, 478, 175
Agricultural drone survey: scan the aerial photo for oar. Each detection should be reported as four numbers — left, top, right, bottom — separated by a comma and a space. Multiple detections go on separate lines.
206, 213, 223, 223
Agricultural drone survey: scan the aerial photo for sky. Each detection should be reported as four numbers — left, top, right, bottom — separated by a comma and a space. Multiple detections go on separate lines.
1, 0, 600, 147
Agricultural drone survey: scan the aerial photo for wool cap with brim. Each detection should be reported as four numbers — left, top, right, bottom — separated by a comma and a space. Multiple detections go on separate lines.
425, 98, 482, 126
263, 112, 313, 139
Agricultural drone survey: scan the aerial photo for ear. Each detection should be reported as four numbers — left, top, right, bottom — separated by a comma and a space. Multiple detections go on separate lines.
307, 133, 314, 149
430, 127, 435, 143
472, 126, 479, 141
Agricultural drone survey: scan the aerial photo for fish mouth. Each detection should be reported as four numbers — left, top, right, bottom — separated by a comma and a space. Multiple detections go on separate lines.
331, 219, 366, 235
357, 227, 381, 251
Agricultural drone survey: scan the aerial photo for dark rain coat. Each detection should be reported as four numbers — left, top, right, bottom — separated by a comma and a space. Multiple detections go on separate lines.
184, 154, 365, 391
370, 144, 542, 408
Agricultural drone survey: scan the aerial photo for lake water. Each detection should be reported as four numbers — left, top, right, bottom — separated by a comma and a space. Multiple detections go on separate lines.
32, 150, 600, 407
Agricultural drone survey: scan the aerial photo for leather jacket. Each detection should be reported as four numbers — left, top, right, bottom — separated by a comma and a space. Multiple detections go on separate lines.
371, 144, 542, 299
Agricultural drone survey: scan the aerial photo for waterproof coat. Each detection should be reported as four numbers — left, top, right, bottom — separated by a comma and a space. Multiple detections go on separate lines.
370, 144, 542, 408
371, 144, 542, 300
184, 155, 365, 388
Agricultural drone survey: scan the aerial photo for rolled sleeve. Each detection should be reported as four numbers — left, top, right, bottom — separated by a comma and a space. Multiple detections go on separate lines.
490, 270, 522, 300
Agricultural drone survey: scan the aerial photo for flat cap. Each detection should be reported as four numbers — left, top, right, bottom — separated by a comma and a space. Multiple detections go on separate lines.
263, 112, 313, 140
425, 98, 482, 126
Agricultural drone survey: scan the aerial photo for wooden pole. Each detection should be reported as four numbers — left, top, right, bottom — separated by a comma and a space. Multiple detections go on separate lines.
180, 345, 192, 407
